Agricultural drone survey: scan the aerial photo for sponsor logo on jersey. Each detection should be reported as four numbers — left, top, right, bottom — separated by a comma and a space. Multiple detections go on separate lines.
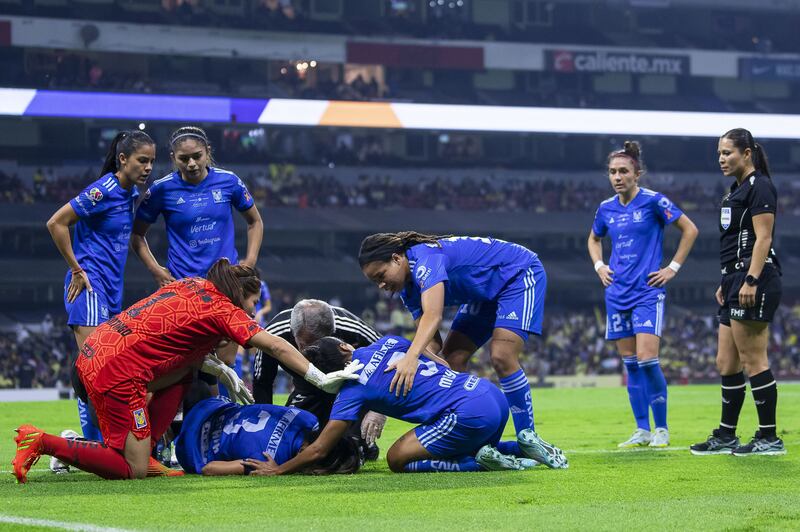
720, 207, 732, 230
212, 189, 224, 203
359, 337, 398, 384
463, 375, 480, 391
642, 320, 653, 328
144, 189, 151, 200
86, 187, 104, 204
415, 265, 432, 287
132, 408, 148, 429
609, 216, 615, 224
177, 196, 186, 205
505, 311, 519, 320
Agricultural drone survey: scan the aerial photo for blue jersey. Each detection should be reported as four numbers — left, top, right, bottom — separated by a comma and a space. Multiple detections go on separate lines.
400, 237, 538, 320
136, 167, 255, 278
255, 280, 271, 322
175, 397, 318, 474
67, 173, 139, 312
592, 188, 683, 308
329, 336, 493, 424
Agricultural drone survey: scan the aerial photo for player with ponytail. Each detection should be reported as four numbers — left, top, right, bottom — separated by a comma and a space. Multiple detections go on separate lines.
588, 140, 698, 449
46, 130, 155, 446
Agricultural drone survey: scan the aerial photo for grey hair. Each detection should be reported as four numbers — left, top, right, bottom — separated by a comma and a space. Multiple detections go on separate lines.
290, 299, 336, 342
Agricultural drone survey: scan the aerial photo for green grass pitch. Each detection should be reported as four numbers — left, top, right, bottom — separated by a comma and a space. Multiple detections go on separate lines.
0, 385, 798, 531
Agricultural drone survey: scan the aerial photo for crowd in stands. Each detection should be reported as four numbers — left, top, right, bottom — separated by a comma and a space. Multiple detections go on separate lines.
8, 164, 800, 216
4, 294, 800, 389
6, 1, 797, 53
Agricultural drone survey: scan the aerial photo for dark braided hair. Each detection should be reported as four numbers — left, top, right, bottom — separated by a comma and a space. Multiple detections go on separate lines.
721, 128, 771, 178
358, 232, 451, 267
99, 130, 155, 177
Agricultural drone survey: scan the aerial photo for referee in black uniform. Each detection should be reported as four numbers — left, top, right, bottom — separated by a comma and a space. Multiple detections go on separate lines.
691, 128, 785, 456
252, 299, 384, 458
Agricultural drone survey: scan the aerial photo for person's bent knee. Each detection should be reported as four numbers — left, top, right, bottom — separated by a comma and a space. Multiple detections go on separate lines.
385, 449, 406, 473
490, 352, 519, 376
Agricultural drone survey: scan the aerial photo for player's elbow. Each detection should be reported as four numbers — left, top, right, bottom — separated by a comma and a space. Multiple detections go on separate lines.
45, 215, 60, 234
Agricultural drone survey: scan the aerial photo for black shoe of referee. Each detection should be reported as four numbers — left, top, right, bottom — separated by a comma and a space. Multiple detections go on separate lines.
732, 431, 787, 456
690, 429, 739, 455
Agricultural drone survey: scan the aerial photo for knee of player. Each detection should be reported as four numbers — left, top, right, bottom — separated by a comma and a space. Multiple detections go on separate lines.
489, 352, 518, 373
385, 448, 407, 473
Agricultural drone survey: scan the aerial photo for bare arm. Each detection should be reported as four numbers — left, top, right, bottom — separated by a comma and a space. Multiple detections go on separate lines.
252, 420, 351, 476
387, 283, 445, 396
668, 214, 699, 266
748, 213, 774, 280
248, 330, 310, 377
46, 203, 81, 272
47, 203, 93, 302
201, 460, 248, 476
239, 205, 263, 268
131, 220, 175, 287
587, 230, 613, 287
647, 214, 699, 287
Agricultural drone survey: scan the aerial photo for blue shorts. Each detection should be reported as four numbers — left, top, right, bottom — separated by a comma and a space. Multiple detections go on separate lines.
64, 287, 115, 327
451, 262, 547, 346
414, 385, 509, 458
605, 293, 665, 340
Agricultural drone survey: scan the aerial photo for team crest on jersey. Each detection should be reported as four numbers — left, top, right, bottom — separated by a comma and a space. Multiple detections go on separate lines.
632, 210, 643, 222
720, 207, 732, 230
85, 187, 104, 204
212, 189, 224, 203
132, 408, 147, 429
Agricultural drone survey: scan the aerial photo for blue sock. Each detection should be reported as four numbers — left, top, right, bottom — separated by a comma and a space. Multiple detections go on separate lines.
496, 440, 522, 457
404, 457, 481, 472
499, 369, 534, 434
77, 398, 103, 442
623, 356, 650, 431
639, 358, 668, 429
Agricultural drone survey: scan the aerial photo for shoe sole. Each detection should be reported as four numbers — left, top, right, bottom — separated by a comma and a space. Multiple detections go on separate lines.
519, 435, 568, 469
649, 443, 670, 448
618, 442, 650, 448
732, 450, 787, 456
690, 449, 735, 456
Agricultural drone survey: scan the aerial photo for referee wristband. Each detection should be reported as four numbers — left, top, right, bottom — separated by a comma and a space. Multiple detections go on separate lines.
593, 260, 605, 272
668, 261, 682, 273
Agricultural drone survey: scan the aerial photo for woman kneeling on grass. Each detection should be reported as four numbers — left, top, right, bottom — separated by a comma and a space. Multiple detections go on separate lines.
12, 259, 361, 483
249, 335, 567, 476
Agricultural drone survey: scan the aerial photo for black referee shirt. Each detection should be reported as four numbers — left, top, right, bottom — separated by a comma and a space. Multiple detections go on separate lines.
719, 171, 780, 272
261, 306, 380, 395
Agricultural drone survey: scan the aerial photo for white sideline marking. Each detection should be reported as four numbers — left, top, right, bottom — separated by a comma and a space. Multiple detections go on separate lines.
0, 514, 134, 531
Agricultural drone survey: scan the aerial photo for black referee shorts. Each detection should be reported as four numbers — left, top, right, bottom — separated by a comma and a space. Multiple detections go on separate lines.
718, 266, 781, 326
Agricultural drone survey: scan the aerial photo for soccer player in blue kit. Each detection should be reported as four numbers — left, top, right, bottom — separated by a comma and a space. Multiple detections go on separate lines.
174, 396, 361, 475
251, 336, 565, 475
357, 232, 567, 467
130, 126, 264, 395
46, 130, 156, 445
130, 126, 263, 284
587, 141, 698, 448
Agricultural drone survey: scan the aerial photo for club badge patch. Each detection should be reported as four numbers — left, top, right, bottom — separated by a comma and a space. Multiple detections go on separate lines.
720, 207, 732, 230
86, 187, 104, 204
132, 408, 147, 429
